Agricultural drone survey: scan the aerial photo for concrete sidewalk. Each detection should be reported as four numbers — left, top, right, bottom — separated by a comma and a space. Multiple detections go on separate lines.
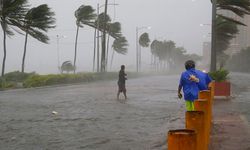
210, 73, 250, 150
210, 99, 250, 150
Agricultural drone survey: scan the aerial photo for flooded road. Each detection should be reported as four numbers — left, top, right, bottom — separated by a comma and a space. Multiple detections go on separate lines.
0, 75, 185, 150
1, 73, 249, 150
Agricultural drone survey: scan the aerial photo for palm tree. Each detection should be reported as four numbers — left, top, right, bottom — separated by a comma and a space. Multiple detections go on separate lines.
94, 13, 123, 71
138, 32, 150, 71
217, 0, 250, 25
211, 0, 250, 71
20, 4, 55, 73
74, 5, 96, 73
110, 36, 128, 70
0, 0, 28, 76
105, 22, 122, 69
61, 61, 75, 74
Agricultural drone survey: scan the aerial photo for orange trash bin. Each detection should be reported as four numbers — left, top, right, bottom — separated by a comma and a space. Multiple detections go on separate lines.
168, 129, 197, 150
194, 99, 210, 147
186, 111, 206, 150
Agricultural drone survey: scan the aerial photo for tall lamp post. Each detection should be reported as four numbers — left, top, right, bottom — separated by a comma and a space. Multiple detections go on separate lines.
136, 26, 151, 72
211, 0, 217, 72
56, 35, 66, 73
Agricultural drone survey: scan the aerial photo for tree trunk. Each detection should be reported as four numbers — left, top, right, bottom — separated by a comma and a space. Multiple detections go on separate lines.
139, 45, 141, 71
93, 28, 97, 72
22, 32, 28, 73
101, 0, 108, 72
110, 49, 115, 70
105, 35, 110, 71
74, 25, 80, 74
1, 23, 7, 77
210, 0, 217, 72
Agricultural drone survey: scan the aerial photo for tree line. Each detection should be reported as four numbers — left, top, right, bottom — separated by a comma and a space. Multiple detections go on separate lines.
0, 0, 128, 77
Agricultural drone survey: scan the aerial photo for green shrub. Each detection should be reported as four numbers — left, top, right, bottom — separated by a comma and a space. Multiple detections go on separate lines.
0, 77, 17, 89
23, 73, 96, 88
4, 71, 35, 82
0, 77, 6, 89
208, 69, 229, 82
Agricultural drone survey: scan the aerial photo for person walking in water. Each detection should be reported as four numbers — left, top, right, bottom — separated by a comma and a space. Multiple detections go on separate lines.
178, 60, 212, 111
117, 65, 127, 100
178, 60, 200, 111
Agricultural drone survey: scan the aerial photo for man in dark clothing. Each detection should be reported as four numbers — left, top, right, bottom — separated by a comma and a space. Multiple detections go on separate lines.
117, 65, 127, 100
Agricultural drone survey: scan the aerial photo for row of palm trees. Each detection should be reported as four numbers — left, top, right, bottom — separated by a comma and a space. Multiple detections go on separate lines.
150, 39, 201, 71
73, 5, 128, 73
0, 1, 128, 77
0, 0, 56, 76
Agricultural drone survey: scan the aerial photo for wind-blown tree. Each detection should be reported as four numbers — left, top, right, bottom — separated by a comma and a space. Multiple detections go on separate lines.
74, 5, 96, 73
0, 0, 29, 76
94, 13, 125, 71
215, 16, 238, 68
150, 39, 201, 72
139, 32, 150, 47
217, 0, 250, 25
20, 4, 55, 73
61, 61, 75, 74
110, 36, 128, 69
138, 32, 150, 70
105, 22, 122, 69
210, 0, 250, 71
93, 13, 111, 72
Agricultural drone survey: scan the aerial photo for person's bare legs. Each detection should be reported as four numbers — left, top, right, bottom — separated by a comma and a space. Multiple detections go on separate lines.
123, 89, 127, 99
117, 91, 120, 100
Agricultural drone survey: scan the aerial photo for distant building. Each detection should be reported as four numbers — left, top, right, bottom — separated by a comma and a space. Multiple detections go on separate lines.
219, 10, 250, 56
202, 42, 211, 70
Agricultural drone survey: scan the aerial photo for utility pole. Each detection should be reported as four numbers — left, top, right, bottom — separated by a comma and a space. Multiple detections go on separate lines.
101, 0, 108, 72
97, 3, 100, 72
210, 0, 217, 72
136, 27, 139, 72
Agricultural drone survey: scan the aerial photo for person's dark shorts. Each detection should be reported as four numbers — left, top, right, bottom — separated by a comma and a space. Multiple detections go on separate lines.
118, 81, 126, 92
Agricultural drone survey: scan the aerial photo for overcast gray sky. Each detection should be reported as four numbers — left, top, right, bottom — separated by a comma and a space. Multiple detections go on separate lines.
0, 0, 212, 74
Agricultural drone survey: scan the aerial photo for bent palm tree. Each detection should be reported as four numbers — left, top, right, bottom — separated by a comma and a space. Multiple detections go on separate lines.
211, 0, 250, 71
217, 0, 250, 25
138, 32, 150, 71
74, 5, 96, 73
110, 36, 128, 69
21, 4, 55, 73
61, 61, 75, 74
0, 0, 28, 76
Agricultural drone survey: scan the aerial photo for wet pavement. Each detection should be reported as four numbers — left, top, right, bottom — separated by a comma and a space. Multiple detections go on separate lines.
210, 73, 250, 150
0, 75, 185, 150
0, 73, 249, 150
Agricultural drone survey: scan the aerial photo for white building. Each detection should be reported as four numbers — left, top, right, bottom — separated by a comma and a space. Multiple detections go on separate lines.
220, 11, 250, 55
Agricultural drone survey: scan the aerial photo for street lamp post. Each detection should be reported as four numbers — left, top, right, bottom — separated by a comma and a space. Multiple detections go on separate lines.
211, 0, 217, 72
56, 35, 66, 73
136, 26, 151, 72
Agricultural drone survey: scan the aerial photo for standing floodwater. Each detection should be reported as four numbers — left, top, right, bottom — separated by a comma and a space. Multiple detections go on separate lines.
0, 74, 250, 149
0, 75, 185, 150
